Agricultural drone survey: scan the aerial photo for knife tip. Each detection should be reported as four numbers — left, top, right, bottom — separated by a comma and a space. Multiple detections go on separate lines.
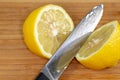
93, 4, 104, 10
100, 4, 104, 9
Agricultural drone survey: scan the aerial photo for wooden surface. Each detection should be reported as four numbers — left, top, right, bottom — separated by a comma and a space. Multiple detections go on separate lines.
0, 0, 120, 80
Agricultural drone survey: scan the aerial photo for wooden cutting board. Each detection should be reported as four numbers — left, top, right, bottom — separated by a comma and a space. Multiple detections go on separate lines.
0, 0, 120, 80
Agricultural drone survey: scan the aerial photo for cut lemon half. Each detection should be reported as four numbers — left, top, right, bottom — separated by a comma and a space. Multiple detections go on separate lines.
76, 21, 120, 70
23, 4, 74, 59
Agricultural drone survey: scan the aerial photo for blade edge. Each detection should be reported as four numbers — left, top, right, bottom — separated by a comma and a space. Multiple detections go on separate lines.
41, 4, 104, 80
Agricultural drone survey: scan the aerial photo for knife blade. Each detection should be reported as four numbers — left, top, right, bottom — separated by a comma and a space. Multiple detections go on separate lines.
35, 4, 104, 80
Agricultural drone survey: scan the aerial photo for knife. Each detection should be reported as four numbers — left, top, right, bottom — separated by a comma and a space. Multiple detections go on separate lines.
35, 4, 104, 80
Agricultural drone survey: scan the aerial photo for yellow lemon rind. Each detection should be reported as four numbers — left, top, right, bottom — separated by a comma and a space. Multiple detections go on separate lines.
23, 4, 74, 59
76, 21, 120, 70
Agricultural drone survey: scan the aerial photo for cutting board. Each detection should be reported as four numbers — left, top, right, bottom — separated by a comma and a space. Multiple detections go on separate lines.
0, 0, 120, 80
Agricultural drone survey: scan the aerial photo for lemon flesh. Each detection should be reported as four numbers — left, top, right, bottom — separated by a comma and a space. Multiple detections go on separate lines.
76, 21, 120, 70
23, 4, 74, 59
38, 9, 72, 55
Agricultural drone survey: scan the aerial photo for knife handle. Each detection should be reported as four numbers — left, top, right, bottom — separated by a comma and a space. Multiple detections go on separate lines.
35, 72, 49, 80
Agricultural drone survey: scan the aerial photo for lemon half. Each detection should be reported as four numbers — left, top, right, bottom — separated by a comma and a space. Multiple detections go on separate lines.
76, 21, 120, 70
23, 4, 74, 59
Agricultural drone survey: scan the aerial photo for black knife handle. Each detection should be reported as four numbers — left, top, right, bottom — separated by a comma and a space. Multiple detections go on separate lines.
35, 72, 50, 80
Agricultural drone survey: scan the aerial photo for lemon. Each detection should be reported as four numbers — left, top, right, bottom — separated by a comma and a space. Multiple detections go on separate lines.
23, 4, 74, 59
76, 21, 120, 70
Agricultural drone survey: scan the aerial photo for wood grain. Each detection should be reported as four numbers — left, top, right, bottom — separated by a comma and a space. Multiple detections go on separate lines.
0, 1, 120, 80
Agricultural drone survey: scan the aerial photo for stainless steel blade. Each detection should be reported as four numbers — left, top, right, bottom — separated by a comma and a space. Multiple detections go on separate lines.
41, 4, 104, 80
